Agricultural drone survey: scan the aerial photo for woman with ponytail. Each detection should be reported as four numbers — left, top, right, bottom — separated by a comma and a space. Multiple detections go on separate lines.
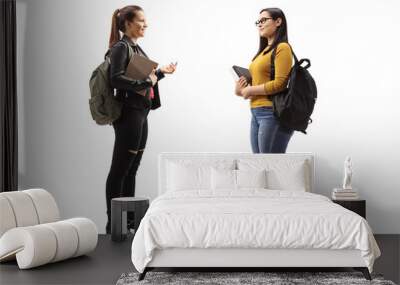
235, 8, 293, 153
105, 5, 177, 233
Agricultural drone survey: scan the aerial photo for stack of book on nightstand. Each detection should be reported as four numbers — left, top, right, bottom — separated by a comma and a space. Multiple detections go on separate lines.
332, 188, 359, 200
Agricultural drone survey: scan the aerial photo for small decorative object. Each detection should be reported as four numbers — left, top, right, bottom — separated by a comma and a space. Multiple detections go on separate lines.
332, 156, 358, 200
342, 156, 353, 190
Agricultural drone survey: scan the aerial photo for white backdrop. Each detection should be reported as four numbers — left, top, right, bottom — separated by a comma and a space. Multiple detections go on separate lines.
16, 0, 400, 233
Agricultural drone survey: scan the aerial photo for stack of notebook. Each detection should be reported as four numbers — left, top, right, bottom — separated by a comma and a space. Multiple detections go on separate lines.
332, 188, 359, 200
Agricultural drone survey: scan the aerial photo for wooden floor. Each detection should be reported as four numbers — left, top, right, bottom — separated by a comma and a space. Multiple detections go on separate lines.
0, 235, 134, 285
0, 234, 398, 285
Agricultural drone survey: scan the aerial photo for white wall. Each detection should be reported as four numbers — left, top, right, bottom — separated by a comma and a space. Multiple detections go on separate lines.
16, 0, 400, 233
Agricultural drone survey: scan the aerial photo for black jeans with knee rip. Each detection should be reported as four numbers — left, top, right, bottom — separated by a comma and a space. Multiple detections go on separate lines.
105, 105, 150, 230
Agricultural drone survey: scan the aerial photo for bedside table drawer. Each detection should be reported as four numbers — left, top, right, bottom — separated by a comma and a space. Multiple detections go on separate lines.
332, 200, 366, 219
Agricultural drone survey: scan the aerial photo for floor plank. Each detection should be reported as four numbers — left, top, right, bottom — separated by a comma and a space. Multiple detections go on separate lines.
0, 234, 398, 285
0, 235, 134, 285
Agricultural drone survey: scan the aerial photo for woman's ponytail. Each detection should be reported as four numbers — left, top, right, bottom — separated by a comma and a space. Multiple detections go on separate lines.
108, 6, 143, 48
109, 9, 120, 48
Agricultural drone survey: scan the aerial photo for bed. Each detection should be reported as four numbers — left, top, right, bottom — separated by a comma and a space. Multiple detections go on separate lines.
131, 153, 381, 280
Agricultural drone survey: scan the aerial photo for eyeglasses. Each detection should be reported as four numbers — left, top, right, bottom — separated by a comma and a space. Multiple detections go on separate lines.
255, 17, 272, 26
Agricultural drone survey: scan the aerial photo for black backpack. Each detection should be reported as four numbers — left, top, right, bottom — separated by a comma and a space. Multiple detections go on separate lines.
270, 45, 317, 134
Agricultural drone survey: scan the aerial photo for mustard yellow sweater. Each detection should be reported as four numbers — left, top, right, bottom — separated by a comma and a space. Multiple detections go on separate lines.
249, 42, 292, 108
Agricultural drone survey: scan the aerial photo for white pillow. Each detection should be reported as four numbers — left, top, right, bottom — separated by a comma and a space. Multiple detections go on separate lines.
267, 162, 307, 191
167, 163, 208, 191
211, 168, 236, 190
210, 168, 267, 190
236, 169, 267, 189
166, 159, 235, 191
237, 158, 310, 192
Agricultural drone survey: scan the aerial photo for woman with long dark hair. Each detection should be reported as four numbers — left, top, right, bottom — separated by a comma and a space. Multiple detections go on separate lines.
105, 5, 176, 233
235, 8, 293, 153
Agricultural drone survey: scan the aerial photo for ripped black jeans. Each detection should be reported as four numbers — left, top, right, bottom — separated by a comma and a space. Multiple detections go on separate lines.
105, 105, 150, 230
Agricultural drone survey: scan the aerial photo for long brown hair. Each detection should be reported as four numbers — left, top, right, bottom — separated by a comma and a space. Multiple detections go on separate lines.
109, 5, 143, 48
253, 8, 288, 60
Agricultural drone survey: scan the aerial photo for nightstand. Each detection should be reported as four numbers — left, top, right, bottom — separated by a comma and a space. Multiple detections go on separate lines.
332, 199, 366, 219
111, 197, 149, 242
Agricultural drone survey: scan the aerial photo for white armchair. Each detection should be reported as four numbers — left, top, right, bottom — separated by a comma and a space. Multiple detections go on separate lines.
0, 188, 98, 269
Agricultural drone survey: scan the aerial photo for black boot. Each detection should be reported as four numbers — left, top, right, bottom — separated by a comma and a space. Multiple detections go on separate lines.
105, 220, 111, 234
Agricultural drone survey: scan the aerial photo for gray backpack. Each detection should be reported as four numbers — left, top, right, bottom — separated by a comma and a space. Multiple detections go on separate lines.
89, 42, 133, 125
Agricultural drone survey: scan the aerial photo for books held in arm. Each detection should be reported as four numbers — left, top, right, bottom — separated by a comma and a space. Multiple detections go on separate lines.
232, 65, 252, 84
126, 54, 158, 80
125, 54, 158, 97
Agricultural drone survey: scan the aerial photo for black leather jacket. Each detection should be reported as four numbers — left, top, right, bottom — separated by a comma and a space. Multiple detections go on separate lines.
109, 35, 164, 110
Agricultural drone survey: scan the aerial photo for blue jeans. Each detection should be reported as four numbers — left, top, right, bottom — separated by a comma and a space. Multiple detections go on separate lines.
250, 107, 294, 153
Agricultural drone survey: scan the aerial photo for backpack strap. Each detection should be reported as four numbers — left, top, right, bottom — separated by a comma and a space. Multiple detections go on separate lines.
104, 40, 134, 61
122, 41, 134, 60
270, 43, 298, 80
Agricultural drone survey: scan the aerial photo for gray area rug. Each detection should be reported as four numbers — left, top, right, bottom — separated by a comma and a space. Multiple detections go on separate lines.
116, 271, 396, 285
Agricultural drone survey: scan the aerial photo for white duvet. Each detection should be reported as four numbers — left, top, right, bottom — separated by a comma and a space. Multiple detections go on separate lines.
131, 190, 380, 273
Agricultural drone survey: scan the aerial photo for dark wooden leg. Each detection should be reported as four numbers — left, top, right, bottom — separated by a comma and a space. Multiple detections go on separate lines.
354, 267, 372, 280
361, 268, 372, 281
138, 268, 148, 281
